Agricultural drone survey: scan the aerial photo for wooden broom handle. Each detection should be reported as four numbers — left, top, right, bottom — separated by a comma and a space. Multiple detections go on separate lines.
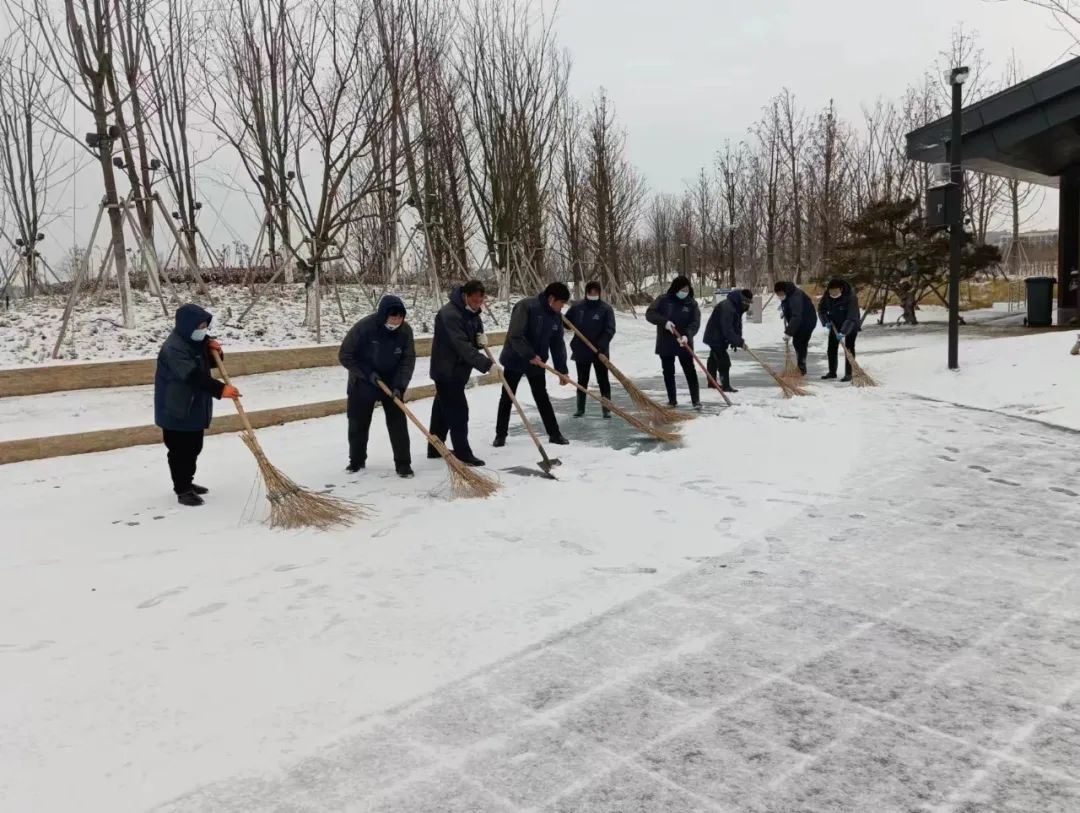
670, 327, 732, 406
210, 348, 256, 436
375, 379, 447, 447
561, 315, 600, 356
538, 363, 604, 404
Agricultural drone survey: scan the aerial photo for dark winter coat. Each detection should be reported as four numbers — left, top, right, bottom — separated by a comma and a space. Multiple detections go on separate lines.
818, 281, 861, 336
703, 290, 747, 351
429, 286, 493, 386
154, 304, 225, 432
645, 282, 701, 356
339, 295, 416, 408
566, 298, 616, 362
499, 293, 569, 374
778, 282, 817, 337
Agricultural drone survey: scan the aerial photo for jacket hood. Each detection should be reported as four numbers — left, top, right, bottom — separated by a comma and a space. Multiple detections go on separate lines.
175, 304, 212, 338
726, 289, 745, 310
827, 279, 852, 297
377, 294, 407, 321
448, 286, 465, 310
667, 276, 694, 298
779, 282, 797, 297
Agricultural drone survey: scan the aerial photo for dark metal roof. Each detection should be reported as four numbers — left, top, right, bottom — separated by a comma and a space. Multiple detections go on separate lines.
905, 56, 1080, 188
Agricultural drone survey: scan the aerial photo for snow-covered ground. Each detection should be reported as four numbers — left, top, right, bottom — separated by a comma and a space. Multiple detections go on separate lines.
0, 285, 514, 367
2, 303, 1079, 812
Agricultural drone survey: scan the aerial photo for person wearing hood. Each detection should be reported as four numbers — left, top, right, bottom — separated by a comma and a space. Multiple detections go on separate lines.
645, 275, 702, 408
818, 278, 861, 382
153, 304, 240, 506
703, 288, 752, 393
565, 280, 616, 418
427, 280, 493, 466
339, 294, 417, 477
493, 282, 572, 447
774, 280, 816, 375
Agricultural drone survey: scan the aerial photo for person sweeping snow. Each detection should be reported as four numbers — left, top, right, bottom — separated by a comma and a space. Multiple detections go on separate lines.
703, 289, 752, 393
566, 280, 617, 419
153, 304, 240, 507
774, 280, 816, 374
426, 280, 493, 466
493, 282, 573, 448
339, 295, 417, 477
818, 278, 861, 382
646, 275, 702, 409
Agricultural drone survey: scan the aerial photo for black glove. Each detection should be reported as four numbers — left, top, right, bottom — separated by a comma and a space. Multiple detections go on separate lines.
368, 371, 381, 386
478, 357, 494, 373
392, 388, 404, 401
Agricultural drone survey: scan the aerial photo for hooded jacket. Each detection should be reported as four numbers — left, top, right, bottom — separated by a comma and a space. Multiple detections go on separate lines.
429, 286, 493, 386
498, 292, 569, 374
339, 295, 416, 400
154, 303, 225, 432
645, 276, 700, 356
818, 281, 861, 336
778, 282, 817, 337
565, 297, 616, 363
703, 289, 747, 351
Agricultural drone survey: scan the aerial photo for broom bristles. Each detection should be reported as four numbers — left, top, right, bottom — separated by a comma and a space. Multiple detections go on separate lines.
428, 434, 501, 499
781, 341, 802, 381
600, 395, 682, 444
842, 346, 878, 388
605, 359, 694, 424
241, 432, 363, 530
747, 347, 812, 398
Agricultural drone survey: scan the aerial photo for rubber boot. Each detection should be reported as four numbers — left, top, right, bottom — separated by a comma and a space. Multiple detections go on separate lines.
574, 391, 586, 417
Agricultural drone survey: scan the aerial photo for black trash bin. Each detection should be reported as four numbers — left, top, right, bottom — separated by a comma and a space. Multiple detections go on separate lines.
1024, 276, 1056, 327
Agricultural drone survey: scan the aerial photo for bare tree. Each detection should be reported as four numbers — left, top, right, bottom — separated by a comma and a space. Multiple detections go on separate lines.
777, 88, 808, 282
715, 139, 748, 286
552, 96, 586, 293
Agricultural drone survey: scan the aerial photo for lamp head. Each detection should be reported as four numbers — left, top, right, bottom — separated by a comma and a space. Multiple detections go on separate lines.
947, 66, 970, 86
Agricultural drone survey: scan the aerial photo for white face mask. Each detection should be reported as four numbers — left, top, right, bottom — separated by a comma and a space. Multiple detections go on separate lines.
777, 294, 787, 302
676, 289, 690, 300
385, 322, 400, 331
190, 328, 208, 341
465, 305, 477, 313
830, 292, 841, 299
587, 294, 600, 301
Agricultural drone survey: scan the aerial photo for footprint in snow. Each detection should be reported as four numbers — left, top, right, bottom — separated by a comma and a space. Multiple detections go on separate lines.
1050, 487, 1080, 497
188, 602, 227, 618
274, 564, 302, 572
137, 587, 187, 609
989, 478, 1021, 487
937, 455, 956, 463
968, 465, 992, 473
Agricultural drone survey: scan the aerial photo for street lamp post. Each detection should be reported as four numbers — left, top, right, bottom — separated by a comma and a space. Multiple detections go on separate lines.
947, 66, 969, 371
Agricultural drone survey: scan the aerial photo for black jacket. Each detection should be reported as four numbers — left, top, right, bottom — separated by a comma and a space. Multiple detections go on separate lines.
566, 298, 616, 362
499, 293, 569, 374
818, 281, 861, 336
646, 287, 701, 356
703, 290, 747, 351
778, 282, 817, 337
153, 304, 225, 432
429, 286, 493, 386
339, 294, 416, 400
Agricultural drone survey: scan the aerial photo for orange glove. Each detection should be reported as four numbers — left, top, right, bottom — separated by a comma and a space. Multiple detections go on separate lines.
221, 385, 241, 400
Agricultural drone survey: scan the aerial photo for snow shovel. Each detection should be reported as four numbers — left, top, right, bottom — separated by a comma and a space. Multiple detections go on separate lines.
482, 346, 561, 479
670, 329, 733, 407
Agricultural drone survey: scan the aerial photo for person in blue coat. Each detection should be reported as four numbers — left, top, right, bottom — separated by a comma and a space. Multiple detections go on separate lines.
774, 280, 816, 374
645, 275, 701, 408
493, 282, 572, 447
339, 295, 417, 477
565, 280, 616, 418
703, 288, 752, 393
154, 304, 241, 506
427, 280, 493, 466
817, 278, 861, 381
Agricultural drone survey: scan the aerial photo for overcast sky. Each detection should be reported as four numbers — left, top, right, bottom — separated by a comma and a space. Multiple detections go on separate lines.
552, 0, 1074, 221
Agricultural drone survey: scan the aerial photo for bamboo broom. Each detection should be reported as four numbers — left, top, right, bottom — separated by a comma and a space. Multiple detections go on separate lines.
744, 346, 811, 398
211, 349, 362, 529
481, 346, 561, 478
561, 316, 693, 424
782, 337, 802, 381
538, 363, 681, 444
375, 381, 500, 499
832, 327, 878, 388
669, 328, 733, 407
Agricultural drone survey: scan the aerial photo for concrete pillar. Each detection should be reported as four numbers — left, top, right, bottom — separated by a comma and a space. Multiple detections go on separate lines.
1058, 172, 1080, 324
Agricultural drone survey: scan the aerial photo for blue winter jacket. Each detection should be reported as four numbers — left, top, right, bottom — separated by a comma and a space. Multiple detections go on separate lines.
645, 292, 701, 356
818, 281, 861, 336
703, 290, 747, 351
429, 286, 492, 386
339, 295, 417, 402
778, 282, 817, 337
154, 304, 225, 432
499, 293, 569, 374
566, 298, 616, 362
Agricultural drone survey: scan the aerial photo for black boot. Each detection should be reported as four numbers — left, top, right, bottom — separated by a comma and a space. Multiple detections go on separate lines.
346, 461, 365, 473
396, 464, 415, 479
492, 435, 506, 448
190, 484, 209, 495
721, 376, 737, 394
822, 372, 838, 380
455, 453, 486, 467
549, 434, 570, 445
602, 407, 611, 419
841, 373, 853, 382
177, 490, 204, 507
573, 391, 586, 417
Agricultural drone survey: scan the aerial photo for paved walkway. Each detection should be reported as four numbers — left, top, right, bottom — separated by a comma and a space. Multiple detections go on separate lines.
157, 395, 1080, 813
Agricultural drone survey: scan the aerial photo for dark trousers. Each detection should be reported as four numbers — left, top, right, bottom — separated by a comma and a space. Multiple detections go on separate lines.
348, 393, 411, 466
575, 359, 611, 398
495, 368, 561, 439
707, 347, 731, 387
428, 381, 473, 457
162, 429, 204, 494
661, 351, 700, 404
827, 331, 858, 376
792, 330, 813, 373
